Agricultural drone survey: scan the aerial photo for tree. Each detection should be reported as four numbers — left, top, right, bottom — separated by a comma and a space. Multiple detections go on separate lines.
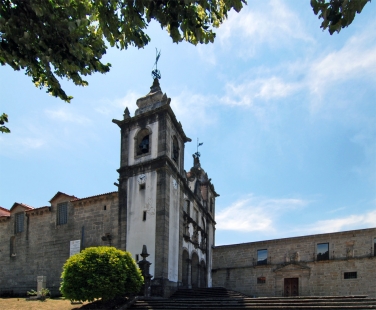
0, 113, 10, 133
0, 0, 370, 110
60, 246, 143, 302
0, 0, 245, 103
311, 0, 371, 35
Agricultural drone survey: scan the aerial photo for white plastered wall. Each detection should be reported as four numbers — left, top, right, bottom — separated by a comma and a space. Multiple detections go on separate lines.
168, 176, 180, 282
126, 171, 157, 277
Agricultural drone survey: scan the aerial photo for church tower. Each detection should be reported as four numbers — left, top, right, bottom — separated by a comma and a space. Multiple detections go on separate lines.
113, 78, 218, 297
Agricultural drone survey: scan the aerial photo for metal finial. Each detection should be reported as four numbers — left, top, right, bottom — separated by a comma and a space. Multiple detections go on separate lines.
194, 138, 203, 158
151, 48, 161, 80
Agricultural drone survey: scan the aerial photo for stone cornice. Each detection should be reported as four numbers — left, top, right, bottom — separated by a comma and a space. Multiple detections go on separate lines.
112, 103, 191, 143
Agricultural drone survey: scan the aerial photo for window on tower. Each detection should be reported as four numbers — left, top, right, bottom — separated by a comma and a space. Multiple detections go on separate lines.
172, 136, 179, 163
135, 128, 151, 156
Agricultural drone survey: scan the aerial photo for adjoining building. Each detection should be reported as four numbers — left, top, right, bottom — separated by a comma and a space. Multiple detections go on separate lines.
212, 228, 376, 297
0, 78, 375, 298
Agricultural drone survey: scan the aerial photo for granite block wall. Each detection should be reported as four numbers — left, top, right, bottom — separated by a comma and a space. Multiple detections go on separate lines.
0, 192, 119, 296
212, 228, 376, 298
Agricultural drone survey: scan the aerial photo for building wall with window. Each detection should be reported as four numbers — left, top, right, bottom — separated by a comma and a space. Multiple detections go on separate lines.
0, 191, 119, 296
1, 78, 374, 299
212, 228, 376, 298
0, 78, 218, 298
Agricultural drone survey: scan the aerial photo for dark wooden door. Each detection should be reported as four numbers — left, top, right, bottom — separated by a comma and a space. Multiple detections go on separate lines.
284, 278, 299, 296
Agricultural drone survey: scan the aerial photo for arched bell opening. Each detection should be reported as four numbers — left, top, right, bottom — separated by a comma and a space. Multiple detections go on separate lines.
135, 128, 151, 156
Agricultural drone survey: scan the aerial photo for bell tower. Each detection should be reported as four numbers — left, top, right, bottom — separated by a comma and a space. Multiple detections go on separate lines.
113, 78, 192, 296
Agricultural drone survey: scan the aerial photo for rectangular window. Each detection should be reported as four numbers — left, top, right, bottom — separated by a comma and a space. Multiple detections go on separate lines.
183, 200, 190, 214
139, 184, 145, 190
317, 243, 329, 261
257, 249, 268, 265
57, 202, 68, 225
374, 238, 376, 256
143, 211, 147, 221
15, 212, 24, 233
257, 277, 266, 284
344, 272, 357, 279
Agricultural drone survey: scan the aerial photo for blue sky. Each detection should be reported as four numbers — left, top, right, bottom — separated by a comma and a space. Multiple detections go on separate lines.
1, 0, 375, 246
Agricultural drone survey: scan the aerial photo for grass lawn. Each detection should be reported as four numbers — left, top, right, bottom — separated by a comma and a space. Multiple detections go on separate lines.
0, 298, 91, 310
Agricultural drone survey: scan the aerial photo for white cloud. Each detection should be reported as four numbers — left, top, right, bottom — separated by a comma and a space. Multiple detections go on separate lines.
215, 18, 376, 121
219, 77, 301, 123
45, 107, 92, 124
218, 0, 313, 57
196, 44, 217, 66
306, 26, 376, 112
216, 195, 309, 232
222, 77, 299, 106
170, 91, 218, 132
302, 210, 376, 235
95, 91, 140, 117
0, 124, 48, 156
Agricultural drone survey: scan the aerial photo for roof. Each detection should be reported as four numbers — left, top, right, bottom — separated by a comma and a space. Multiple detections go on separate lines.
26, 206, 51, 216
10, 202, 34, 212
0, 206, 10, 216
72, 191, 118, 202
49, 191, 78, 203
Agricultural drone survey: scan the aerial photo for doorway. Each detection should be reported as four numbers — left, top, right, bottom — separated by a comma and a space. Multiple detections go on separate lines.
284, 278, 299, 297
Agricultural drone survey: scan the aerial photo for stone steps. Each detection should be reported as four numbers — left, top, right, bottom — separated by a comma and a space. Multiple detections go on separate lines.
170, 287, 247, 299
130, 287, 376, 310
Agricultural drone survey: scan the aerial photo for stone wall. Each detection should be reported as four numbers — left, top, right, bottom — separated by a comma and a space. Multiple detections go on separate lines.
212, 228, 376, 298
0, 192, 119, 296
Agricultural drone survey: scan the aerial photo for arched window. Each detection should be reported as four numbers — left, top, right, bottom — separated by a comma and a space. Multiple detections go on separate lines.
135, 128, 151, 156
172, 136, 179, 163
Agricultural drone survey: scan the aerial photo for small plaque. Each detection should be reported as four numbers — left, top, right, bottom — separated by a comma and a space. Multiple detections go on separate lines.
70, 240, 81, 256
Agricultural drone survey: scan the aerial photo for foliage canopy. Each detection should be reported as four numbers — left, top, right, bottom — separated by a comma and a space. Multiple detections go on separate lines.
0, 113, 10, 133
0, 0, 246, 102
0, 0, 371, 134
311, 0, 371, 35
60, 246, 143, 302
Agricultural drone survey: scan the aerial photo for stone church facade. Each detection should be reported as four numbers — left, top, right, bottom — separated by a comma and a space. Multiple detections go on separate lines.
0, 79, 375, 298
0, 79, 217, 298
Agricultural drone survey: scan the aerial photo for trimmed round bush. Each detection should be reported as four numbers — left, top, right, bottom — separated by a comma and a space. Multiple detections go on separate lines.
60, 246, 143, 302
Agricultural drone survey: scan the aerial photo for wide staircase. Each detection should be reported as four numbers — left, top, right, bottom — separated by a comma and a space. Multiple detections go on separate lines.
129, 287, 376, 309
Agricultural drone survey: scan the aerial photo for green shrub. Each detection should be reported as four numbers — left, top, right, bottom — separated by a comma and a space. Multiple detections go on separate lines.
60, 246, 143, 302
27, 288, 50, 301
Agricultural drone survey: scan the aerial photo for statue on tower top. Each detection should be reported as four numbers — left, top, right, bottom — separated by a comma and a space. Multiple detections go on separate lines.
151, 48, 161, 80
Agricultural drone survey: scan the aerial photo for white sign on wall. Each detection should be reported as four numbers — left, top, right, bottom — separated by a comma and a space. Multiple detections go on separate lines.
70, 240, 81, 256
